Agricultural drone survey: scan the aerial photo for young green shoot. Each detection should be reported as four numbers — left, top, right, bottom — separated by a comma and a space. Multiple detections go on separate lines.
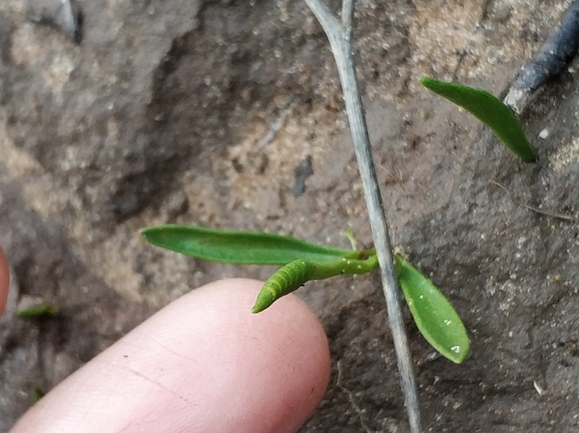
252, 255, 379, 313
16, 303, 60, 319
142, 224, 470, 363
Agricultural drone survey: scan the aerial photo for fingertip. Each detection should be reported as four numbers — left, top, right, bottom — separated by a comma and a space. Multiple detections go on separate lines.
238, 280, 331, 432
11, 278, 330, 433
250, 287, 275, 314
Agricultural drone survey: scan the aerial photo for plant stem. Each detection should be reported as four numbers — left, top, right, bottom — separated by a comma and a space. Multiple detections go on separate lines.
340, 0, 354, 38
304, 1, 423, 432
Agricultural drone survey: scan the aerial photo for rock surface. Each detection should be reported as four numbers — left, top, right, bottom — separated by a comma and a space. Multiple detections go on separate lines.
1, 0, 579, 431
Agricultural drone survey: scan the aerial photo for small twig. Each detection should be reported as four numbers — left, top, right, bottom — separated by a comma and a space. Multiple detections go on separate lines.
489, 179, 577, 222
337, 361, 373, 433
305, 1, 423, 432
256, 99, 298, 150
341, 0, 355, 39
504, 1, 579, 115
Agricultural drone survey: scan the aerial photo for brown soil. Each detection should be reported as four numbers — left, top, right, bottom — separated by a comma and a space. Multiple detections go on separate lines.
1, 1, 578, 431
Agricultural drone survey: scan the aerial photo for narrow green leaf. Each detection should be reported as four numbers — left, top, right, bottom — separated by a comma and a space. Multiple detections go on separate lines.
252, 255, 379, 313
421, 77, 538, 162
395, 254, 470, 364
16, 303, 60, 319
141, 224, 368, 265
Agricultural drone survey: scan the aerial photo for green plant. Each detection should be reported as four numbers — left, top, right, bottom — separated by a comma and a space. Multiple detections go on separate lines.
421, 77, 539, 162
141, 224, 470, 364
16, 302, 59, 319
140, 77, 540, 368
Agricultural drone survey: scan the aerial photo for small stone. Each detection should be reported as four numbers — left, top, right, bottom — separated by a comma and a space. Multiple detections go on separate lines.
163, 191, 189, 219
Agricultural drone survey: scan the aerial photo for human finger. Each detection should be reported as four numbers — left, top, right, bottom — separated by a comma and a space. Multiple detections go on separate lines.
11, 278, 331, 433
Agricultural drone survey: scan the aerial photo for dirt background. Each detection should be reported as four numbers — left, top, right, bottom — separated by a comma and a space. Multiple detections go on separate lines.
1, 0, 579, 431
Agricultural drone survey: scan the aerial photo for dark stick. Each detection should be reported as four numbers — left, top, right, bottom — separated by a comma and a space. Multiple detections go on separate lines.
505, 1, 579, 114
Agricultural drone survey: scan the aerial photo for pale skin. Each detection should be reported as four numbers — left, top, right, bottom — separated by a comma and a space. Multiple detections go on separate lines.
0, 247, 331, 433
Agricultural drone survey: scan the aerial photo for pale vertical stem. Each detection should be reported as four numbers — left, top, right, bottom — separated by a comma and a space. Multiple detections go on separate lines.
304, 1, 423, 432
341, 0, 355, 39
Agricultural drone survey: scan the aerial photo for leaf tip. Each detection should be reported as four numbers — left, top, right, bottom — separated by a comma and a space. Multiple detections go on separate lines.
251, 288, 276, 314
140, 226, 166, 247
448, 339, 471, 364
251, 302, 267, 314
419, 76, 436, 88
140, 228, 151, 243
523, 150, 539, 163
140, 226, 154, 238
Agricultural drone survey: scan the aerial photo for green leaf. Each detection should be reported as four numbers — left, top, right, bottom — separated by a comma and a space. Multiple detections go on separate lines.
252, 255, 379, 313
421, 77, 538, 162
141, 224, 368, 265
16, 303, 60, 319
395, 254, 470, 364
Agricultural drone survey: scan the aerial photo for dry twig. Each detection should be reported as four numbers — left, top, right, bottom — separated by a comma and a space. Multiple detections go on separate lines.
336, 361, 372, 433
304, 1, 423, 432
489, 179, 577, 222
504, 1, 579, 114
